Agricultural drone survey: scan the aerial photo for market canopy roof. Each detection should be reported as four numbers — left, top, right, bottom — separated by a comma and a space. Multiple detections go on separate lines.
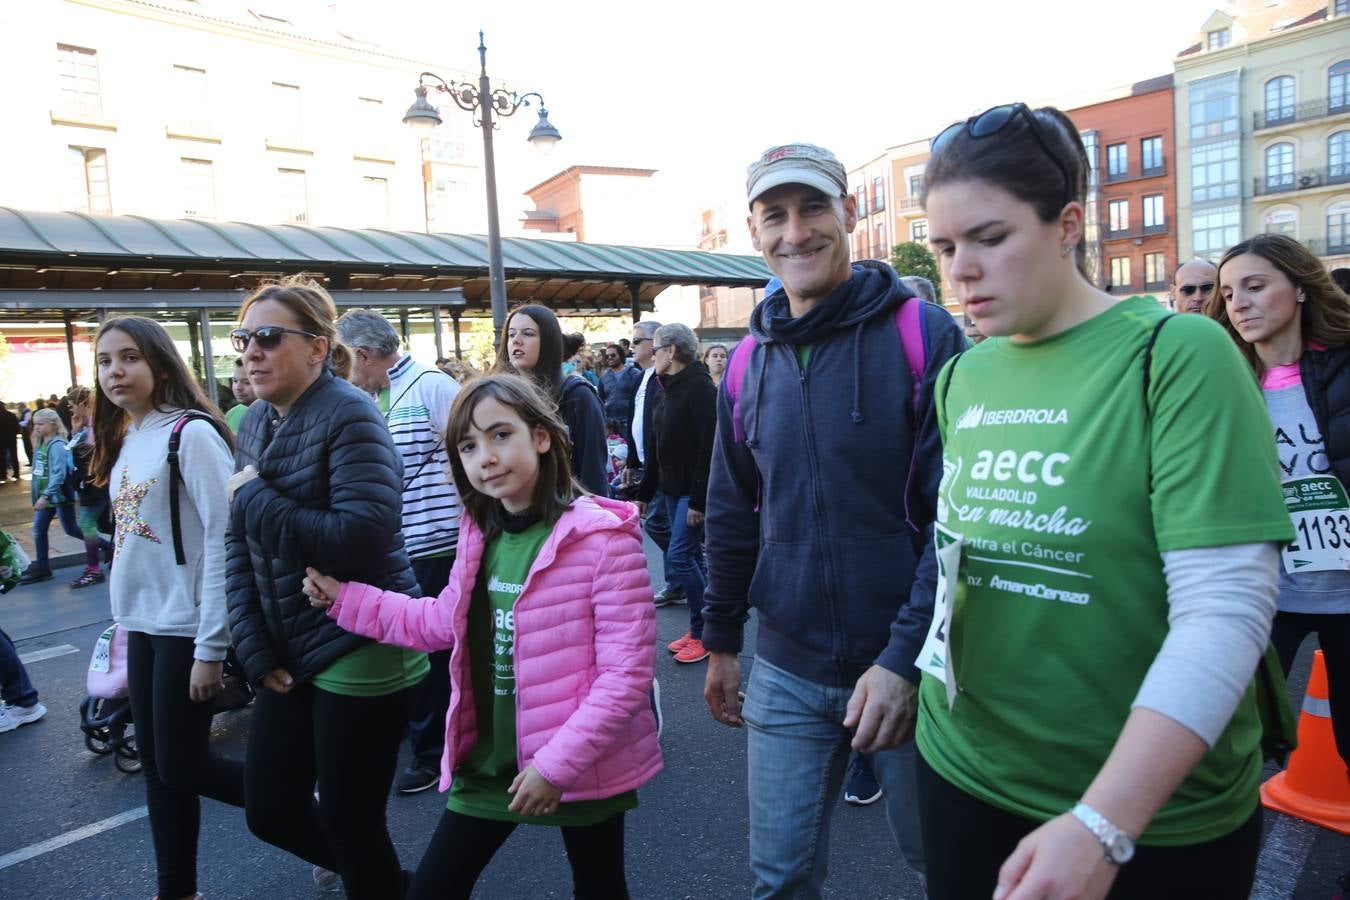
0, 208, 771, 317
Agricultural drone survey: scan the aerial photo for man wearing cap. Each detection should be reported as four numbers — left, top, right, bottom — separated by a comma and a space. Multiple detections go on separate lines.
701, 143, 966, 897
1171, 258, 1218, 314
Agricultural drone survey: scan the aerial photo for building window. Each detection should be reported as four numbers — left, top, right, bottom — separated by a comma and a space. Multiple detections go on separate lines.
276, 168, 307, 224
170, 64, 209, 134
911, 219, 928, 242
1108, 199, 1130, 234
269, 81, 302, 144
1331, 131, 1350, 183
1106, 143, 1128, 180
426, 119, 467, 163
1081, 129, 1101, 188
872, 176, 885, 213
1264, 208, 1298, 236
1144, 252, 1166, 288
1331, 61, 1350, 115
1329, 202, 1350, 253
908, 174, 923, 197
855, 186, 866, 215
356, 96, 384, 146
1264, 143, 1295, 191
1191, 139, 1240, 203
428, 177, 469, 232
361, 175, 389, 228
1143, 194, 1165, 231
56, 44, 103, 119
1264, 76, 1295, 126
1141, 136, 1163, 174
1206, 28, 1230, 50
65, 146, 110, 214
1192, 205, 1240, 256
1337, 0, 1349, 15
875, 223, 887, 257
1189, 72, 1239, 141
1109, 257, 1131, 291
180, 157, 216, 219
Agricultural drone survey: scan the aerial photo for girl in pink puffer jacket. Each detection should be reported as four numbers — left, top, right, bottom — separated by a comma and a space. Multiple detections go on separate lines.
304, 373, 660, 900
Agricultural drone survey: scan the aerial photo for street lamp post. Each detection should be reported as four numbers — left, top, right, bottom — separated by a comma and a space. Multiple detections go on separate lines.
403, 31, 561, 343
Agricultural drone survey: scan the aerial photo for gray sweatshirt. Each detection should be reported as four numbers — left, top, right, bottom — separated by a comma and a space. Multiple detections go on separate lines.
108, 409, 232, 661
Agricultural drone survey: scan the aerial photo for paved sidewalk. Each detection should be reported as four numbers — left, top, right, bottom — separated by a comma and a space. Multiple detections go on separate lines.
0, 471, 85, 571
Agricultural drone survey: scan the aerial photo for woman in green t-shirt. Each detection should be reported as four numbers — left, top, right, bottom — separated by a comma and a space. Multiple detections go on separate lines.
915, 103, 1293, 900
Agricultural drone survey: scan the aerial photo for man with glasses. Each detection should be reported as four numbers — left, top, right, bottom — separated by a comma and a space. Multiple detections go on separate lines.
701, 143, 967, 898
1172, 258, 1219, 314
626, 320, 684, 606
600, 343, 640, 434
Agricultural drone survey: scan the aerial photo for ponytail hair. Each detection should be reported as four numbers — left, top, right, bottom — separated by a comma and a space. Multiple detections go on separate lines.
90, 316, 232, 488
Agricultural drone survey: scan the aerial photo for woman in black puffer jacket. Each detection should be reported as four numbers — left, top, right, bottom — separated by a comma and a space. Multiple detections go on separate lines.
226, 277, 424, 900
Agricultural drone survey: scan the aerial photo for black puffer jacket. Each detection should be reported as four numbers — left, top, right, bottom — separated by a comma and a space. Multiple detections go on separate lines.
226, 370, 419, 684
1300, 344, 1350, 489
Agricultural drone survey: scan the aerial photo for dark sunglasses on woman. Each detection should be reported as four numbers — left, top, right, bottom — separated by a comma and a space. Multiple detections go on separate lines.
230, 326, 318, 353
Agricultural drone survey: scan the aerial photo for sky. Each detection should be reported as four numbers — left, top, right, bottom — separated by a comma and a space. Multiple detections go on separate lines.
344, 0, 1231, 247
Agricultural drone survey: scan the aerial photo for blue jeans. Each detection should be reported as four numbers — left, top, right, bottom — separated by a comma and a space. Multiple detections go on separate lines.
33, 501, 81, 569
0, 627, 39, 707
642, 489, 678, 590
743, 657, 924, 899
653, 493, 706, 637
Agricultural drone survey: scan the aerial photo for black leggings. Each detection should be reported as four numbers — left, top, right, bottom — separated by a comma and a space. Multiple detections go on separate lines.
243, 682, 411, 900
125, 631, 246, 900
407, 809, 629, 900
916, 752, 1263, 900
1272, 610, 1350, 769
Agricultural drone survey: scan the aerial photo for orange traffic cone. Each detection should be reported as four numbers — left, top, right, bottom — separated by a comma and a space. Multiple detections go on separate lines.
1260, 650, 1350, 834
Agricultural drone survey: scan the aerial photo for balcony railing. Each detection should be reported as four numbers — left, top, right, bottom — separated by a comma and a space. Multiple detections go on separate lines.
1254, 97, 1350, 131
1305, 237, 1350, 257
1100, 223, 1170, 242
1102, 163, 1168, 184
900, 196, 924, 212
1253, 166, 1350, 197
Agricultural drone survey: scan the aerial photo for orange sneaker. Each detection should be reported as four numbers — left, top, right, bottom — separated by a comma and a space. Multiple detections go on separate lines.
667, 630, 692, 653
674, 638, 710, 664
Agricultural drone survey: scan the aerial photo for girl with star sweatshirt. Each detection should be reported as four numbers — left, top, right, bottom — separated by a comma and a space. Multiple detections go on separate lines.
91, 315, 244, 900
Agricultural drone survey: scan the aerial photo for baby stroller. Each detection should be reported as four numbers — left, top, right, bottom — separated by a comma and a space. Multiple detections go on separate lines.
79, 623, 255, 775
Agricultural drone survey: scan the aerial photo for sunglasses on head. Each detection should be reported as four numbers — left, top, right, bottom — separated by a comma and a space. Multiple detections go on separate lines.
932, 103, 1074, 208
230, 325, 319, 353
1178, 282, 1215, 297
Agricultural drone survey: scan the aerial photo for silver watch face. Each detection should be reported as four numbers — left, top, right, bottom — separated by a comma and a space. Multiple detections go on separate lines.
1107, 833, 1135, 864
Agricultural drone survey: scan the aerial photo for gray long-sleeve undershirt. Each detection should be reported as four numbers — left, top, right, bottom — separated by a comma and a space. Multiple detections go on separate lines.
1132, 542, 1280, 747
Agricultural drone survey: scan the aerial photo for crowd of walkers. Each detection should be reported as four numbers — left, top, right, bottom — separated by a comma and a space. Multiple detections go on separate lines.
3, 98, 1350, 900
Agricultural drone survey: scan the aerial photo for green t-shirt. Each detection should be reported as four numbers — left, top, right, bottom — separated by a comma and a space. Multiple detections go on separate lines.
312, 641, 430, 697
916, 297, 1294, 846
225, 403, 249, 434
796, 344, 812, 369
448, 519, 638, 825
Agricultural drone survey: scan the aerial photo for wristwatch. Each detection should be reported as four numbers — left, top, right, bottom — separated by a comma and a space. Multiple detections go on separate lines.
1070, 802, 1136, 865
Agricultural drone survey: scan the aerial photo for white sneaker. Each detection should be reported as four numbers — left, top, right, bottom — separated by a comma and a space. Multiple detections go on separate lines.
313, 865, 341, 894
0, 702, 46, 732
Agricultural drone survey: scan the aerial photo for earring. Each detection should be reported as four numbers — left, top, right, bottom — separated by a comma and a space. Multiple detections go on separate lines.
1063, 244, 1075, 256
1297, 290, 1306, 304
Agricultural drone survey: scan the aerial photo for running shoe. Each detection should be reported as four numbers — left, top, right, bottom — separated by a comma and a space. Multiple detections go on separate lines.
650, 678, 663, 740
652, 584, 685, 607
674, 638, 710, 664
395, 764, 439, 795
313, 866, 341, 894
19, 564, 52, 584
843, 752, 882, 806
666, 630, 693, 654
70, 567, 105, 589
0, 702, 48, 733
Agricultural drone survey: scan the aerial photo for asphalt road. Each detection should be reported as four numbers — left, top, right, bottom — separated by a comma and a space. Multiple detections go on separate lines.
0, 544, 1346, 899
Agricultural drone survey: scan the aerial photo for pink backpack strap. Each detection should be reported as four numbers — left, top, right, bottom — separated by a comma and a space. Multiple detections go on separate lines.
725, 334, 758, 444
896, 297, 927, 418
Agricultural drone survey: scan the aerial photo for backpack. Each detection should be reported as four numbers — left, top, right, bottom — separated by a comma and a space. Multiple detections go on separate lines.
724, 294, 933, 529
166, 412, 218, 566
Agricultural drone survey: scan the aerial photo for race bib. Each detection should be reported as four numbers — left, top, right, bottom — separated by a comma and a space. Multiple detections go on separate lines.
917, 524, 963, 709
1281, 476, 1350, 574
90, 624, 117, 674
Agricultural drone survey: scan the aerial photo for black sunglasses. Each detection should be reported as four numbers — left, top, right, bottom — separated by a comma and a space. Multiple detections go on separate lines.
932, 103, 1073, 207
1178, 282, 1215, 296
632, 337, 652, 345
230, 326, 319, 353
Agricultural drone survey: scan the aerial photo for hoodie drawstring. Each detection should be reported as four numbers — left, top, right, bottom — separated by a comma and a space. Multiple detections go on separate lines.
746, 342, 771, 450
850, 321, 866, 425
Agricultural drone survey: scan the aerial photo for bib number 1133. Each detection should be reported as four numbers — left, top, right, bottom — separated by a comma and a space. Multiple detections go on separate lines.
1282, 476, 1350, 574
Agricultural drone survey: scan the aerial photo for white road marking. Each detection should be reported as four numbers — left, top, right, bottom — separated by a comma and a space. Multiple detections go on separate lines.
17, 644, 80, 665
1251, 812, 1317, 899
0, 806, 148, 871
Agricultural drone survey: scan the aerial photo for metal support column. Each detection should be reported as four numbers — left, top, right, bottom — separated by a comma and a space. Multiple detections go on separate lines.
187, 318, 202, 384
432, 306, 445, 360
399, 310, 411, 350
629, 282, 641, 323
63, 314, 78, 389
452, 310, 463, 360
198, 308, 217, 401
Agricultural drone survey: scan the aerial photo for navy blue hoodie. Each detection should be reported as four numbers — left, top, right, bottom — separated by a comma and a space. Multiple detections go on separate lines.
701, 261, 967, 687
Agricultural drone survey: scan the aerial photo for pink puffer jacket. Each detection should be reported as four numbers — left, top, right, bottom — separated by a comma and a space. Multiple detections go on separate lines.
329, 495, 662, 800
